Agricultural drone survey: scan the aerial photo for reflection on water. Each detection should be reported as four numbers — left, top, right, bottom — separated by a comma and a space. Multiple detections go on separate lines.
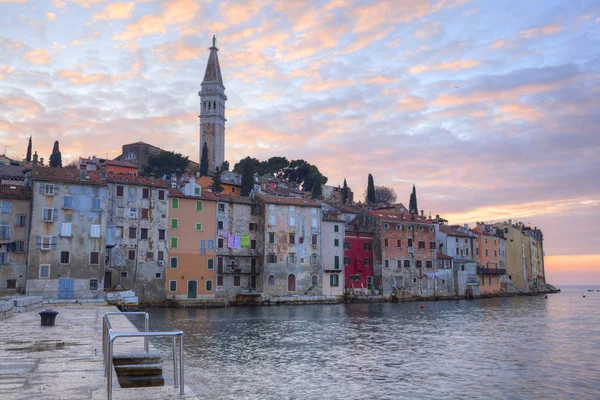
141, 286, 600, 400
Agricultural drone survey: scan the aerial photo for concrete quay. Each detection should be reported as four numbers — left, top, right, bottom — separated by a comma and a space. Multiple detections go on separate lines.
0, 305, 197, 400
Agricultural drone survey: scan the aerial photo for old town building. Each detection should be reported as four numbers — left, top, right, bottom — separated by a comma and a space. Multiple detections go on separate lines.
493, 221, 528, 291
26, 165, 108, 299
472, 223, 505, 294
0, 184, 30, 294
343, 223, 374, 294
256, 194, 322, 297
321, 213, 344, 296
435, 223, 479, 298
215, 195, 261, 300
166, 183, 218, 301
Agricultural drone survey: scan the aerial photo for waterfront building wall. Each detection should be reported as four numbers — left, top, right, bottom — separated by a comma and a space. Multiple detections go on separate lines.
343, 228, 373, 294
321, 218, 344, 297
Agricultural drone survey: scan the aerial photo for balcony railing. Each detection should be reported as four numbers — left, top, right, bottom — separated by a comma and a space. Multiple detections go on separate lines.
477, 266, 506, 275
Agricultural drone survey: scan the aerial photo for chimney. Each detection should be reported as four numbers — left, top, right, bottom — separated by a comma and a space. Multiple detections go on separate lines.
100, 163, 107, 180
420, 210, 424, 217
150, 172, 155, 185
436, 214, 439, 219
464, 224, 468, 230
32, 152, 38, 168
79, 169, 86, 182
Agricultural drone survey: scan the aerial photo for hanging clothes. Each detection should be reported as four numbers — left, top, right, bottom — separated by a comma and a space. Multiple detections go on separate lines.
234, 235, 241, 249
241, 234, 250, 248
228, 235, 235, 248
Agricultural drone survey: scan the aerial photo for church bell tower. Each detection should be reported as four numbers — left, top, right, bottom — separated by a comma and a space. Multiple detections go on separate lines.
199, 35, 226, 171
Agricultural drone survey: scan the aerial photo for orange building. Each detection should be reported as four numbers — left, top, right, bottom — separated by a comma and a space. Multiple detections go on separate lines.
472, 223, 504, 294
196, 172, 241, 197
166, 186, 218, 300
105, 160, 138, 176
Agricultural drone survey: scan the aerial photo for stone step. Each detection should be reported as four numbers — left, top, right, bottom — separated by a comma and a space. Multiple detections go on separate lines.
112, 352, 162, 366
117, 374, 165, 388
114, 363, 163, 377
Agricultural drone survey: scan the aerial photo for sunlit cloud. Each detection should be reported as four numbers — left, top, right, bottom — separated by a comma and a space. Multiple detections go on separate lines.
92, 2, 134, 21
0, 66, 14, 79
408, 59, 481, 74
45, 12, 56, 21
23, 49, 52, 65
52, 0, 66, 8
519, 22, 563, 39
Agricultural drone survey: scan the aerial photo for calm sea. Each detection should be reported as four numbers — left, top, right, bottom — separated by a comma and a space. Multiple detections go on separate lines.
142, 286, 600, 400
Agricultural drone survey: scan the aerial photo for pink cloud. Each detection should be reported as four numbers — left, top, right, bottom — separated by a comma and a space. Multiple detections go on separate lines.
92, 2, 134, 21
23, 49, 52, 65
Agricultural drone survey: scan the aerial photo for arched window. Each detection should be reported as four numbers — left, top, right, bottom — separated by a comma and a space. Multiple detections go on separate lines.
203, 101, 206, 111
311, 275, 318, 287
213, 101, 216, 110
268, 274, 275, 286
288, 274, 296, 292
124, 152, 136, 160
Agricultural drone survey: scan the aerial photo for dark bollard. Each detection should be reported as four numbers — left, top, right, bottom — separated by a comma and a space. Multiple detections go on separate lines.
39, 309, 59, 326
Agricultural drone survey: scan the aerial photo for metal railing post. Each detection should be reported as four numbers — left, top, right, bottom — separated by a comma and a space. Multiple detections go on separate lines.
107, 330, 113, 400
144, 313, 149, 353
173, 336, 178, 388
179, 334, 184, 395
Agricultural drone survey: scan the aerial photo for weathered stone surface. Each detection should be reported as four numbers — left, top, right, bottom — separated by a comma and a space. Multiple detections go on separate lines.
117, 374, 165, 388
115, 363, 163, 376
112, 353, 162, 366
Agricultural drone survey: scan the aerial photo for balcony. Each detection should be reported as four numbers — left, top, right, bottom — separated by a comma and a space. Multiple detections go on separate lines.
477, 266, 506, 275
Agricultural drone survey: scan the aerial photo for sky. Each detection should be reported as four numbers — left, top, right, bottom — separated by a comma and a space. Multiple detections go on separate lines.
0, 0, 598, 284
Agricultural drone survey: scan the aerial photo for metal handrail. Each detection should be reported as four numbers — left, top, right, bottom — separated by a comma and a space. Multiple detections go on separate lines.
106, 330, 184, 400
102, 312, 149, 375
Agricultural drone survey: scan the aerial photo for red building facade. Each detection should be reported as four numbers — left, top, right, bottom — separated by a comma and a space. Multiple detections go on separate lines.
344, 229, 374, 293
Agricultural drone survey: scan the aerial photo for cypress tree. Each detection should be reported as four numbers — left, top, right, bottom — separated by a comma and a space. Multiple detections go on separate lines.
342, 178, 348, 204
200, 142, 209, 176
211, 167, 223, 194
311, 176, 323, 199
241, 160, 254, 196
26, 136, 32, 163
49, 140, 62, 168
367, 174, 376, 203
409, 184, 418, 214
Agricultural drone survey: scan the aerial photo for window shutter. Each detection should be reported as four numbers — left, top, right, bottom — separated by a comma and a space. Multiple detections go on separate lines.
53, 186, 60, 195
36, 236, 42, 249
6, 202, 12, 213
39, 184, 46, 194
53, 209, 58, 221
51, 236, 57, 249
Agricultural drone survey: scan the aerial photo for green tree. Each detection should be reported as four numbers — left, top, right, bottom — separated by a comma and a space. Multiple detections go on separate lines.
26, 136, 32, 163
211, 167, 224, 194
200, 142, 209, 176
49, 141, 62, 168
366, 174, 376, 203
233, 157, 263, 175
374, 186, 397, 204
241, 159, 254, 196
221, 160, 229, 171
342, 178, 349, 204
311, 175, 323, 199
143, 151, 189, 178
409, 184, 418, 214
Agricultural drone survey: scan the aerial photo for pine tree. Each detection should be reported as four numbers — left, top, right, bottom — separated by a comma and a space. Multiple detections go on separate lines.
409, 184, 418, 214
211, 167, 223, 194
241, 160, 254, 196
26, 136, 32, 163
342, 178, 348, 204
367, 174, 376, 203
200, 142, 209, 177
49, 140, 62, 168
311, 176, 323, 199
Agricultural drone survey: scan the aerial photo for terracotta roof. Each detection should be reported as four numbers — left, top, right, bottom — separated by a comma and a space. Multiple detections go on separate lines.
105, 159, 137, 168
324, 201, 364, 214
439, 226, 476, 238
256, 193, 321, 207
32, 167, 169, 187
368, 210, 432, 224
323, 217, 345, 223
168, 188, 219, 201
437, 253, 453, 260
0, 184, 31, 199
218, 194, 256, 205
0, 165, 26, 181
470, 226, 502, 238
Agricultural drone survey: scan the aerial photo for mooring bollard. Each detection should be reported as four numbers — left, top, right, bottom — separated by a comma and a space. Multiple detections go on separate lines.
39, 309, 59, 326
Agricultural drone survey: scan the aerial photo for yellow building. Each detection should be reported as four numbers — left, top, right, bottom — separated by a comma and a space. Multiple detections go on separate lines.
196, 172, 241, 197
494, 221, 528, 291
166, 186, 218, 300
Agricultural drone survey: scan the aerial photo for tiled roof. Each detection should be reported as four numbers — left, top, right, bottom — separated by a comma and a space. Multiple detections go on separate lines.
439, 226, 476, 238
0, 184, 31, 199
218, 194, 256, 205
368, 210, 432, 224
256, 193, 321, 207
105, 159, 137, 168
0, 165, 26, 180
470, 226, 500, 237
168, 188, 219, 201
437, 253, 453, 260
324, 201, 364, 214
32, 167, 169, 187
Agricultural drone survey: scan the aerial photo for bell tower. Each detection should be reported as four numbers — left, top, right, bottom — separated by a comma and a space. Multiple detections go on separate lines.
199, 35, 226, 171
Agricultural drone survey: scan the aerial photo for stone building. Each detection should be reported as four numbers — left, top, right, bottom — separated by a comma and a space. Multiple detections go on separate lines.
349, 210, 439, 297
321, 213, 344, 297
199, 35, 226, 171
472, 223, 505, 294
435, 223, 479, 298
166, 183, 218, 301
105, 173, 170, 303
116, 141, 198, 176
0, 184, 31, 294
493, 221, 528, 291
26, 166, 108, 299
256, 194, 322, 297
215, 195, 261, 300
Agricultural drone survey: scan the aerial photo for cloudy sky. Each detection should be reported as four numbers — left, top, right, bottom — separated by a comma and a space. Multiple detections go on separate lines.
0, 0, 598, 284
